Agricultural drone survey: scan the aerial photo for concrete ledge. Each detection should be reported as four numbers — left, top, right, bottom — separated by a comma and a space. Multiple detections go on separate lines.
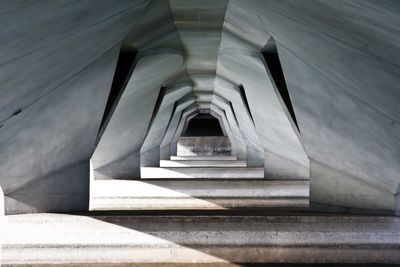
90, 179, 309, 210
2, 214, 400, 265
160, 160, 246, 167
141, 167, 264, 179
170, 156, 237, 161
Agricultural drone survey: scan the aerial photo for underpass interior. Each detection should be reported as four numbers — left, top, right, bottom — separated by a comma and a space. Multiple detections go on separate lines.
1, 0, 400, 265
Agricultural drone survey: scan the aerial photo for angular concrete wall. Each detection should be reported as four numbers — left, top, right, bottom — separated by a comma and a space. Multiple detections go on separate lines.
0, 0, 149, 214
1, 0, 399, 215
224, 0, 400, 214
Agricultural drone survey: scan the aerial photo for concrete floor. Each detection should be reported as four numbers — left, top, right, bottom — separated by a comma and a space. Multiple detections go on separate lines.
1, 213, 400, 266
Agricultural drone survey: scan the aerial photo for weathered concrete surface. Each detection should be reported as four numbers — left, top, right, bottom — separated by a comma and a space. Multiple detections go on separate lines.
90, 179, 308, 210
170, 156, 237, 161
177, 136, 232, 157
2, 214, 400, 265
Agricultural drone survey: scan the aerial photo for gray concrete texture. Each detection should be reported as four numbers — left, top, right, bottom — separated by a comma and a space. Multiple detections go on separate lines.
90, 179, 308, 210
0, 0, 398, 215
2, 214, 400, 265
177, 136, 232, 156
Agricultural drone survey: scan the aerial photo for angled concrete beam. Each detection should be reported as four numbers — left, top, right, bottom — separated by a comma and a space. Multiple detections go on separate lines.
160, 96, 197, 160
169, 106, 199, 157
140, 83, 192, 167
209, 106, 241, 159
210, 98, 247, 161
91, 50, 184, 180
212, 80, 264, 166
217, 51, 308, 177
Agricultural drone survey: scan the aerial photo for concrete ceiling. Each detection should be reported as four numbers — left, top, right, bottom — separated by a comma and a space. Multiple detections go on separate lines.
0, 0, 399, 215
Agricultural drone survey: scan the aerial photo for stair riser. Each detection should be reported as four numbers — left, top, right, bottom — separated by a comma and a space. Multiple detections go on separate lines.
90, 180, 309, 210
141, 167, 264, 179
160, 160, 247, 167
170, 156, 237, 161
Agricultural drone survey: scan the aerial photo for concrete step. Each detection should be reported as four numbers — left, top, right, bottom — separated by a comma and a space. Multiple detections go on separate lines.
160, 159, 247, 167
141, 167, 264, 179
3, 214, 400, 265
89, 179, 309, 210
170, 155, 237, 161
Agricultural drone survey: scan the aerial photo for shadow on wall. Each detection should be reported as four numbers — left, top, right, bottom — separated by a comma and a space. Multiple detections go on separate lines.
4, 161, 90, 214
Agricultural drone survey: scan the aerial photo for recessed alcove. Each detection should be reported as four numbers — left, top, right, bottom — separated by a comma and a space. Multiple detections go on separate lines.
177, 113, 232, 157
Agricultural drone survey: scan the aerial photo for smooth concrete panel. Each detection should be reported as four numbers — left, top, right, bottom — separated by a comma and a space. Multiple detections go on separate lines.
0, 47, 122, 213
264, 151, 309, 181
0, 2, 146, 122
278, 45, 400, 194
140, 146, 161, 168
310, 160, 396, 214
5, 161, 89, 215
93, 151, 141, 180
256, 0, 400, 121
0, 1, 149, 67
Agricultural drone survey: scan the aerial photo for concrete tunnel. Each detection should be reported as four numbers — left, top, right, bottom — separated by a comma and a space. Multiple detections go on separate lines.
1, 0, 400, 265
